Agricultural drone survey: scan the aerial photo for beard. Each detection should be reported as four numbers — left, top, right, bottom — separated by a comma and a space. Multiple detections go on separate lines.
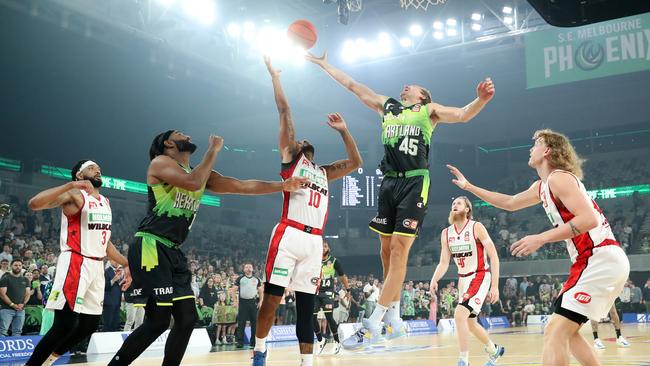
174, 140, 197, 154
447, 211, 465, 225
12, 268, 21, 275
89, 176, 103, 188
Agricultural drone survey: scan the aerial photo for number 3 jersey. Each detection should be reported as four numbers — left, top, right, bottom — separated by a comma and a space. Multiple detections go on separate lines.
280, 153, 329, 230
445, 220, 489, 276
60, 190, 112, 258
380, 97, 435, 173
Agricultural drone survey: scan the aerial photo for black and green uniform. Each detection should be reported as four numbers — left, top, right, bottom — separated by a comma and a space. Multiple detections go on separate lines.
369, 97, 434, 237
129, 165, 205, 306
314, 254, 344, 313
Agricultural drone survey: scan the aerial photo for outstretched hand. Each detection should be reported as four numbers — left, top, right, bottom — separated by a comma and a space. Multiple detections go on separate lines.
476, 77, 495, 102
283, 176, 309, 192
264, 55, 281, 78
446, 164, 469, 190
305, 51, 328, 66
120, 266, 133, 291
326, 113, 348, 132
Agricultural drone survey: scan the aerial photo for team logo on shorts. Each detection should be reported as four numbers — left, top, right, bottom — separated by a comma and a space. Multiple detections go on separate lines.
574, 292, 592, 304
403, 219, 418, 230
474, 298, 481, 304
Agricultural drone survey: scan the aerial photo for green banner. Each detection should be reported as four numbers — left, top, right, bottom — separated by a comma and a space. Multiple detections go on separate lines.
525, 13, 650, 88
40, 165, 221, 207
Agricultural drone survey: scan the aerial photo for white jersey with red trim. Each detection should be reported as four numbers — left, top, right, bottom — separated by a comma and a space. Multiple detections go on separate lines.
60, 190, 112, 258
446, 220, 489, 276
280, 153, 329, 230
539, 170, 618, 263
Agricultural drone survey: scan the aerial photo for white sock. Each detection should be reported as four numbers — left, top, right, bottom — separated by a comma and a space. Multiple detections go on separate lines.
301, 353, 314, 366
254, 337, 267, 353
368, 304, 388, 327
460, 351, 469, 363
383, 301, 400, 324
43, 354, 60, 366
486, 339, 497, 354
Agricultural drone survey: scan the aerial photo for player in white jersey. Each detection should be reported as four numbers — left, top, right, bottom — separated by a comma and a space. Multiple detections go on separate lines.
447, 129, 629, 366
25, 160, 131, 366
431, 197, 504, 366
253, 56, 363, 366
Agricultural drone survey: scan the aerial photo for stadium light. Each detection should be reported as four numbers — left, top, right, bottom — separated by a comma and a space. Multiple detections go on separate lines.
242, 21, 255, 42
471, 23, 482, 31
227, 23, 241, 38
377, 32, 392, 56
432, 21, 444, 30
182, 0, 216, 25
342, 40, 359, 63
446, 18, 457, 27
432, 31, 444, 40
446, 28, 458, 37
504, 16, 513, 25
409, 24, 423, 36
502, 6, 513, 14
399, 37, 413, 48
471, 13, 482, 21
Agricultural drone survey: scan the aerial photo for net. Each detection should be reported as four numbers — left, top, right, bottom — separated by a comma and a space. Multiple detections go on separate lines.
400, 0, 446, 11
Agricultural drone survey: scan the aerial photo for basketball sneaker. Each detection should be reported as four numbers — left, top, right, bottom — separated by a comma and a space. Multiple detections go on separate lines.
616, 336, 630, 347
314, 338, 327, 355
384, 319, 407, 341
332, 341, 342, 355
341, 319, 383, 350
484, 344, 505, 365
457, 359, 469, 366
593, 338, 605, 350
252, 350, 267, 366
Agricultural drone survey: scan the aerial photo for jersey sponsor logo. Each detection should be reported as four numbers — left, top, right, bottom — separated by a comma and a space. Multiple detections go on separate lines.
173, 191, 201, 212
153, 287, 173, 295
372, 217, 388, 225
403, 219, 418, 230
574, 292, 592, 304
272, 267, 289, 277
75, 296, 84, 305
449, 244, 471, 253
298, 168, 328, 190
87, 223, 112, 231
89, 213, 112, 223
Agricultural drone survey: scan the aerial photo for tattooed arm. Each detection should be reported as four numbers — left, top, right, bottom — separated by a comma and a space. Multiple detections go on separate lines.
323, 113, 363, 181
265, 56, 299, 163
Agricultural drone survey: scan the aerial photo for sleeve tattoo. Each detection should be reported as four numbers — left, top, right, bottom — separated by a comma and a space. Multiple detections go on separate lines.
569, 221, 581, 236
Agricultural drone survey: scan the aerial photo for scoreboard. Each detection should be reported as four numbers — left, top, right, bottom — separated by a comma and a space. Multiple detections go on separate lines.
341, 168, 384, 209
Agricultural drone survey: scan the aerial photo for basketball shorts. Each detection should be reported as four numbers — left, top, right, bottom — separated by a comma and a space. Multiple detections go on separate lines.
314, 291, 336, 313
554, 245, 629, 324
128, 232, 194, 307
458, 271, 491, 316
47, 251, 105, 315
369, 173, 429, 237
265, 223, 323, 295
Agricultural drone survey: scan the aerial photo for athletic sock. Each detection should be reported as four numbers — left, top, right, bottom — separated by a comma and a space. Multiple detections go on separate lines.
301, 353, 314, 366
593, 332, 599, 340
315, 331, 323, 342
254, 337, 267, 353
615, 329, 621, 338
333, 332, 340, 343
383, 301, 400, 324
486, 339, 497, 354
460, 351, 469, 363
368, 304, 388, 328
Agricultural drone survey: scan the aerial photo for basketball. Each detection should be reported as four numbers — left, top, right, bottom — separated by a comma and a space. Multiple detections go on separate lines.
287, 19, 317, 49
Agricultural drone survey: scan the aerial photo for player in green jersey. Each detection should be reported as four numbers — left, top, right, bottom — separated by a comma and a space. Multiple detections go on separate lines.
307, 52, 495, 348
108, 131, 306, 366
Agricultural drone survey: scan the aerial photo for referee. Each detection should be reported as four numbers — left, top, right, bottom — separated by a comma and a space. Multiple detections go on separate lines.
234, 263, 262, 348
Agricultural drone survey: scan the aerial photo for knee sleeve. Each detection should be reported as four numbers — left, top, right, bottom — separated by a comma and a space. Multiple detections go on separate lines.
295, 292, 315, 344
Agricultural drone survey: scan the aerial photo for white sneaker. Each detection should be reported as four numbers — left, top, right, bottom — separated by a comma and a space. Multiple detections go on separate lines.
315, 338, 327, 355
616, 336, 630, 347
332, 341, 342, 355
593, 338, 605, 350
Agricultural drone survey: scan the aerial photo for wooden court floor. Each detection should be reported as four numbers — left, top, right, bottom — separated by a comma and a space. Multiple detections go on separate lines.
73, 323, 650, 366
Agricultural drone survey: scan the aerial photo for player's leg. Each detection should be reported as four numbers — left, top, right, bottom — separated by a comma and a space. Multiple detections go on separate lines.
568, 328, 601, 366
25, 304, 80, 366
542, 313, 580, 366
161, 297, 198, 366
296, 291, 317, 366
52, 312, 100, 356
590, 319, 605, 349
454, 305, 472, 365
610, 305, 629, 347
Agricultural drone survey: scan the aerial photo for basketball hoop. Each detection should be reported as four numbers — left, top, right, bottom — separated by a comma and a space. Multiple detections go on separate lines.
400, 0, 446, 11
349, 0, 362, 12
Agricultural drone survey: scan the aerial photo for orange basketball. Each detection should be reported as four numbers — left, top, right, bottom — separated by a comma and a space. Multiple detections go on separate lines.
287, 20, 317, 49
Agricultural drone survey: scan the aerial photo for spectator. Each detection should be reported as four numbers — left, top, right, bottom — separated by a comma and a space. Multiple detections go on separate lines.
348, 281, 362, 323
122, 286, 145, 331
0, 259, 8, 278
620, 281, 632, 313
234, 263, 262, 348
0, 245, 12, 263
25, 269, 43, 306
363, 279, 379, 318
199, 278, 219, 310
334, 287, 350, 324
284, 289, 296, 325
630, 281, 642, 313
539, 278, 552, 303
0, 259, 30, 336
519, 277, 530, 297
102, 260, 123, 332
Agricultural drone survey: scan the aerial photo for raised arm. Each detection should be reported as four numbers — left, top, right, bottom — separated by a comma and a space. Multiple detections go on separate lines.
429, 78, 495, 124
475, 222, 500, 303
265, 56, 299, 162
322, 113, 363, 181
28, 181, 93, 216
511, 172, 600, 257
430, 228, 451, 292
205, 171, 307, 195
447, 164, 541, 211
306, 52, 387, 115
148, 135, 222, 191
